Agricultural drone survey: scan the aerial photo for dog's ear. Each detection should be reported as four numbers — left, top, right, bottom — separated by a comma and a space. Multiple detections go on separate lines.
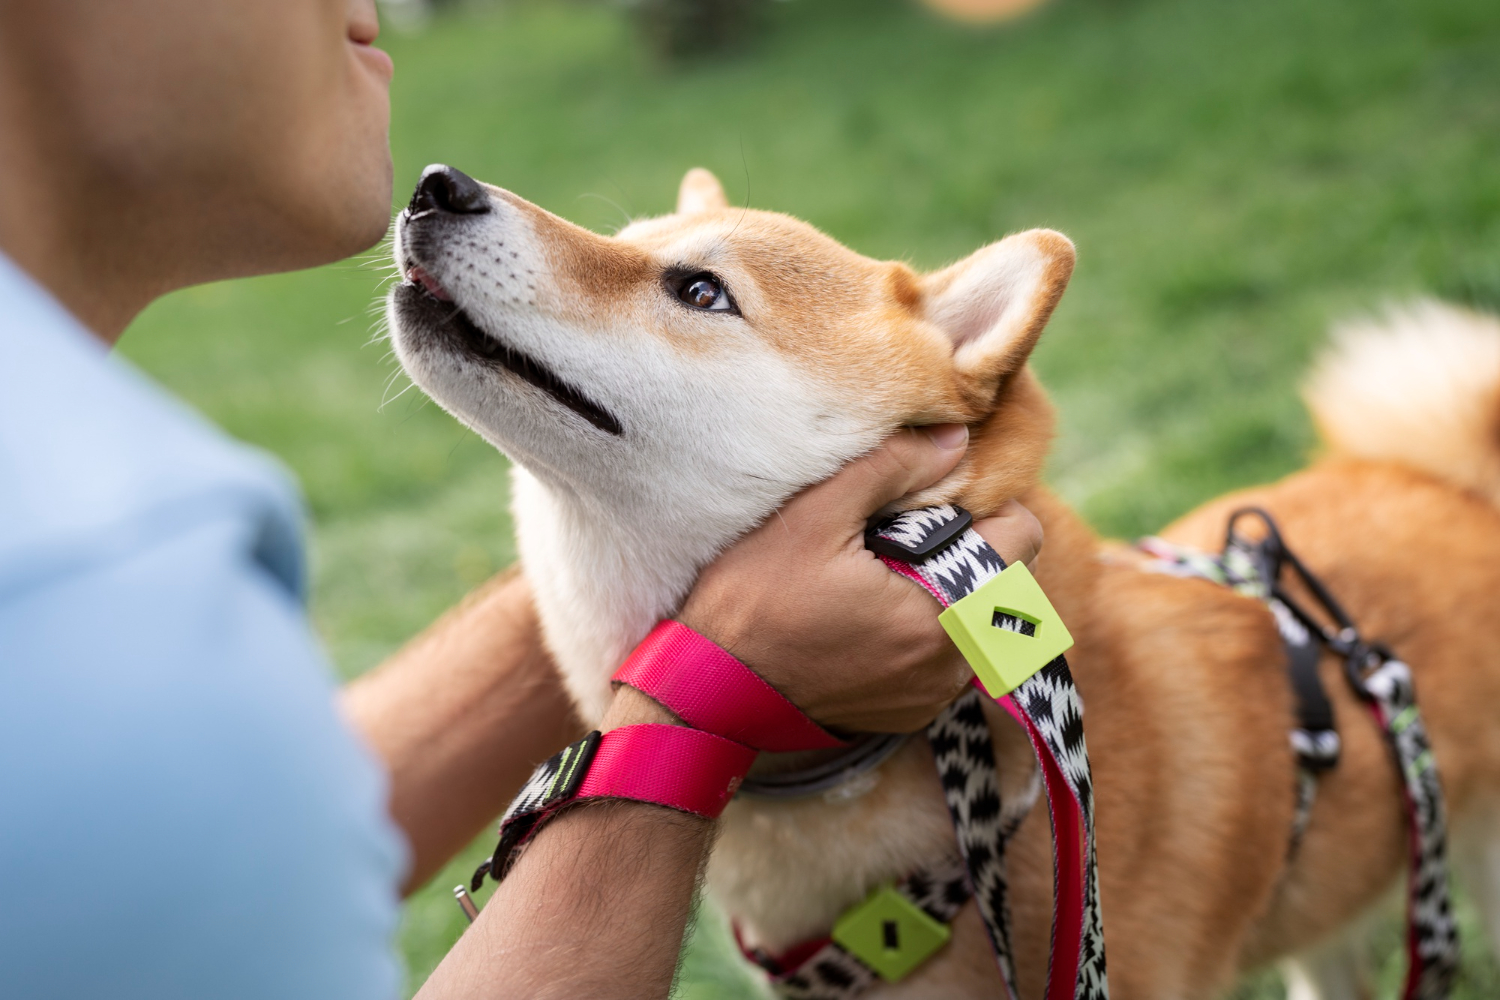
677, 168, 729, 215
921, 229, 1075, 400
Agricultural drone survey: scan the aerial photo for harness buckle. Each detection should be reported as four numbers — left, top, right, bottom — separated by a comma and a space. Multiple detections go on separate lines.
1289, 727, 1342, 772
1342, 640, 1394, 703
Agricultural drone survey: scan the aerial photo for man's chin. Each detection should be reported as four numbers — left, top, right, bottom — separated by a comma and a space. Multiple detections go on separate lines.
300, 160, 395, 264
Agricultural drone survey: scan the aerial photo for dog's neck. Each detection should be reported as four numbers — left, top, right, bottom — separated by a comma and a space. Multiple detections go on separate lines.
511, 464, 790, 721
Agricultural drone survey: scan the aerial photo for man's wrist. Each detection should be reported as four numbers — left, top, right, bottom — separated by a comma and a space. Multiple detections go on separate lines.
673, 613, 730, 665
600, 684, 680, 732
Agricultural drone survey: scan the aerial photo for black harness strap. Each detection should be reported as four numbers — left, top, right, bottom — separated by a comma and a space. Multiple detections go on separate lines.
1224, 510, 1343, 777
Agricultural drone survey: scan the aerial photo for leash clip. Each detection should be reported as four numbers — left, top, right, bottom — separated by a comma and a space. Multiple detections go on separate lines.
1342, 639, 1395, 704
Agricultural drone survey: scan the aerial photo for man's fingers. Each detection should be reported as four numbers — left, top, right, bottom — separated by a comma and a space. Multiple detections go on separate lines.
782, 425, 969, 540
971, 500, 1044, 570
855, 425, 969, 514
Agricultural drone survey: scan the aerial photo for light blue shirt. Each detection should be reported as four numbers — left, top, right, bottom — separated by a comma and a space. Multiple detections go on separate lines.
0, 256, 406, 998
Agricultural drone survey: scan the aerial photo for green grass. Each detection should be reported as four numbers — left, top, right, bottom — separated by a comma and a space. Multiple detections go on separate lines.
117, 0, 1500, 994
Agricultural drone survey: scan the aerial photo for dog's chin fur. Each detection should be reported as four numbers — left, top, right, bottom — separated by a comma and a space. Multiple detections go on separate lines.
389, 170, 1500, 998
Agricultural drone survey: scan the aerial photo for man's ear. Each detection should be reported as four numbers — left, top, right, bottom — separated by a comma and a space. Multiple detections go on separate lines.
920, 229, 1075, 398
677, 168, 729, 215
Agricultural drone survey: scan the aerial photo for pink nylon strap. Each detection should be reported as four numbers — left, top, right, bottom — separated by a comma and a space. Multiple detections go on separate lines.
613, 620, 848, 753
576, 723, 757, 819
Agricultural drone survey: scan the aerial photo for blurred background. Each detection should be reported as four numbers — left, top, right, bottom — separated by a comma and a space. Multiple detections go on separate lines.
118, 0, 1499, 994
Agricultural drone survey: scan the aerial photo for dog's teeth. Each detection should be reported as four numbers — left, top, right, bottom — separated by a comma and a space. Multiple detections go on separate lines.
408, 264, 452, 302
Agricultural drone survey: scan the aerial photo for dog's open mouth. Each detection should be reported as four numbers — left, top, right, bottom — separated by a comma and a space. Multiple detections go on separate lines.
396, 273, 623, 437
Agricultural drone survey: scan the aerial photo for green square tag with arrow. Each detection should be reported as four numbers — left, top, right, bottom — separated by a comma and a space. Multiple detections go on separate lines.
938, 561, 1074, 698
831, 885, 952, 983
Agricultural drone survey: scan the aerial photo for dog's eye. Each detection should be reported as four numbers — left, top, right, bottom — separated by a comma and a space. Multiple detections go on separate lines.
676, 273, 734, 312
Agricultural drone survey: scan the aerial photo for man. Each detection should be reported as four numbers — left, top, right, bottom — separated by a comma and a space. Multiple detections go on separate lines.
0, 2, 1042, 997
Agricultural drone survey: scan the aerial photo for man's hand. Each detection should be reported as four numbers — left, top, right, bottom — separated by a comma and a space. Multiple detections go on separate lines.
680, 424, 1043, 734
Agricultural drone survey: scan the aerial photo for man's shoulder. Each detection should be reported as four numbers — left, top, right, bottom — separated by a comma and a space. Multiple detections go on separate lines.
0, 260, 306, 599
0, 261, 405, 998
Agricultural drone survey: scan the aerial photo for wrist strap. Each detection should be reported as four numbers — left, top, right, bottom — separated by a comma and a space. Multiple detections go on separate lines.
577, 722, 757, 814
613, 620, 848, 753
473, 723, 756, 889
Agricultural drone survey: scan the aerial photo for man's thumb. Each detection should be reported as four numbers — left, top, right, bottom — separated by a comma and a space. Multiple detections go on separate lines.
810, 424, 969, 526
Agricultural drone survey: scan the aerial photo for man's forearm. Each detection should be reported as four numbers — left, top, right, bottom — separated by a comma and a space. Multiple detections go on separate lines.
342, 570, 583, 894
417, 802, 712, 1000
416, 689, 714, 1000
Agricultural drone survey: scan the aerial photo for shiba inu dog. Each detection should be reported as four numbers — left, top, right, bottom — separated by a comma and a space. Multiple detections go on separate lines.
387, 163, 1500, 999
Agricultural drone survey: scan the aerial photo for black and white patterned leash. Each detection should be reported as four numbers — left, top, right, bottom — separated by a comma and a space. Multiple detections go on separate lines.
873, 505, 1109, 1000
1346, 648, 1460, 1000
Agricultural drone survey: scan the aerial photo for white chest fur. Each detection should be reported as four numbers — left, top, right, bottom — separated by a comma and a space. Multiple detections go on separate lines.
512, 465, 709, 722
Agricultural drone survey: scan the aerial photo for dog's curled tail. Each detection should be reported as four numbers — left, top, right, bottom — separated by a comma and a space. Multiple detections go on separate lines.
1305, 300, 1500, 505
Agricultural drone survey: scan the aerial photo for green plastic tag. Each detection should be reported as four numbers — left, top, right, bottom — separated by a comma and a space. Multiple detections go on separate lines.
830, 885, 951, 983
938, 561, 1074, 698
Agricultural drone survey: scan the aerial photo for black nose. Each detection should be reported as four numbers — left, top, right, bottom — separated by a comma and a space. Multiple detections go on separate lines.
408, 164, 491, 216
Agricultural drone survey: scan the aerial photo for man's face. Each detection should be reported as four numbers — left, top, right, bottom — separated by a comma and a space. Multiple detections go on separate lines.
0, 0, 394, 285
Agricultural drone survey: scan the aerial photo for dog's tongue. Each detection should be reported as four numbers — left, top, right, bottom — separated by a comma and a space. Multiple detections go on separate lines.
408, 264, 452, 302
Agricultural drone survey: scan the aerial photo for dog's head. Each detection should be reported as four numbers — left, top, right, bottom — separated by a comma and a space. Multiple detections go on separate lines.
388, 165, 1073, 534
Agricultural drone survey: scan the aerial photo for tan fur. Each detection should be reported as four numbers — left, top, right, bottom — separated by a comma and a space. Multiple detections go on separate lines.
1305, 301, 1500, 506
392, 168, 1500, 998
677, 167, 730, 215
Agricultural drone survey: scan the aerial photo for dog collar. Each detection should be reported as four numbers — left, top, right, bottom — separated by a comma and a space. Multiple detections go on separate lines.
736, 732, 910, 799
